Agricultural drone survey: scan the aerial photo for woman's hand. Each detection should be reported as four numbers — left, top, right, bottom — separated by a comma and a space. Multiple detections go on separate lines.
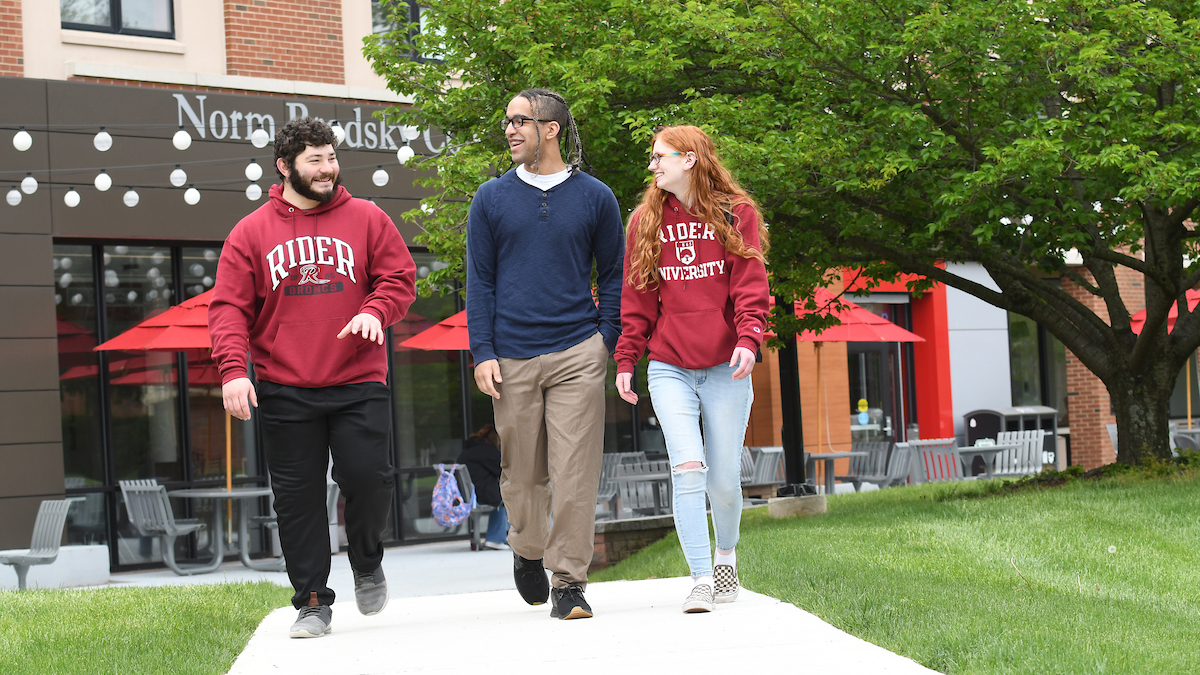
616, 372, 639, 405
730, 347, 756, 380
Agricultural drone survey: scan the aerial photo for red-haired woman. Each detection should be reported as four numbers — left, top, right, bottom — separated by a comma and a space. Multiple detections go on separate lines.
615, 125, 770, 613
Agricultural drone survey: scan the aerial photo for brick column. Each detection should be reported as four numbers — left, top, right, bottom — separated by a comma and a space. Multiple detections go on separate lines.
0, 0, 22, 77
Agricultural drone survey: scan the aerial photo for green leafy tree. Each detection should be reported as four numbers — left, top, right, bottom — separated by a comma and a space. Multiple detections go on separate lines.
366, 0, 1200, 464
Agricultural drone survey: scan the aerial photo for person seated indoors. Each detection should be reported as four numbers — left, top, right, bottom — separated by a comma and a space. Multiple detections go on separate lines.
457, 424, 509, 549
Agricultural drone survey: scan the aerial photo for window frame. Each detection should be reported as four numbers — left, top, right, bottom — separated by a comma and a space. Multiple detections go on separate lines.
60, 0, 176, 40
371, 0, 441, 64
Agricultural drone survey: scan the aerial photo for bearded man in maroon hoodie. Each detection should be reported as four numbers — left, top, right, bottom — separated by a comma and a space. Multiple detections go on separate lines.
209, 117, 416, 639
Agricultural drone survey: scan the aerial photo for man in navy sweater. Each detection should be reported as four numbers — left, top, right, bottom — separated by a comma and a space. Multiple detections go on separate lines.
466, 88, 623, 620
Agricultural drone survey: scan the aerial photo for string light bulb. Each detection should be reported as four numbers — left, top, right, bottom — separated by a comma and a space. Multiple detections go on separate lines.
6, 188, 20, 206
94, 127, 113, 152
250, 123, 270, 148
169, 165, 187, 188
64, 188, 81, 208
397, 145, 415, 164
20, 173, 37, 194
123, 188, 139, 207
245, 160, 263, 182
400, 125, 420, 141
330, 120, 345, 146
12, 127, 32, 152
172, 125, 192, 150
246, 183, 262, 201
94, 170, 112, 192
184, 185, 200, 205
372, 166, 390, 186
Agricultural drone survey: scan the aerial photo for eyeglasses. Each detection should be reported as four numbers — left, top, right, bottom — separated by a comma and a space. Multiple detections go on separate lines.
649, 151, 684, 165
501, 115, 550, 131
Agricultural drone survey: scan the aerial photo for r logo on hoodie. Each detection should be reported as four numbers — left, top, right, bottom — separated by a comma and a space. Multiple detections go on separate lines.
675, 240, 696, 265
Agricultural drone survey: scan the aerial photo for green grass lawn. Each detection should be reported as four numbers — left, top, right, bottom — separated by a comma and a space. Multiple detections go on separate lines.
0, 581, 291, 675
591, 471, 1200, 674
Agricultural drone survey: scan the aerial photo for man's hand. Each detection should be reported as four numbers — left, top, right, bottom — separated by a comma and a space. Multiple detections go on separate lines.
337, 312, 385, 345
223, 377, 258, 421
474, 359, 503, 399
615, 372, 639, 405
730, 346, 756, 380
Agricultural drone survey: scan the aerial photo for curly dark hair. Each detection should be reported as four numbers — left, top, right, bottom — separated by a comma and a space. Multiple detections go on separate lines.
273, 117, 337, 179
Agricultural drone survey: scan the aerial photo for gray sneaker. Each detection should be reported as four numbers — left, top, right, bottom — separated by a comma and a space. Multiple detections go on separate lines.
290, 593, 332, 638
353, 565, 389, 615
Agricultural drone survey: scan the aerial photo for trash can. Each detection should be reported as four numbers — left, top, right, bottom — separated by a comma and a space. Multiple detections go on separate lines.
964, 406, 1059, 461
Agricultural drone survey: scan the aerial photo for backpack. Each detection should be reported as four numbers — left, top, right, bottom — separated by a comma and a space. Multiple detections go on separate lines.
431, 463, 475, 528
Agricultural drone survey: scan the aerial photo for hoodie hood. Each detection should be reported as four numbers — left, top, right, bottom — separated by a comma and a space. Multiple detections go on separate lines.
268, 183, 353, 217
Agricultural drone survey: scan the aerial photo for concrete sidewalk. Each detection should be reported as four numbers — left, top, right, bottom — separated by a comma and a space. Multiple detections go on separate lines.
108, 540, 937, 674
228, 578, 937, 674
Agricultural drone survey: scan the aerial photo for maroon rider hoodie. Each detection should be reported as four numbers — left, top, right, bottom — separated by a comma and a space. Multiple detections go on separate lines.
209, 183, 416, 388
615, 194, 770, 374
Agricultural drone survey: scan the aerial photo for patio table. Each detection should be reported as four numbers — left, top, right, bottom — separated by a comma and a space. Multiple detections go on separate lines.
955, 444, 1019, 480
168, 486, 285, 571
806, 451, 867, 495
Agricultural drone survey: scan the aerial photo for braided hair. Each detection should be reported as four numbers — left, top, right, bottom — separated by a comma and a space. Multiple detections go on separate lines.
515, 88, 588, 174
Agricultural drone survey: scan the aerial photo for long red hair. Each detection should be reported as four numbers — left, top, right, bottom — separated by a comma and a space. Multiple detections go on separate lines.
626, 125, 768, 291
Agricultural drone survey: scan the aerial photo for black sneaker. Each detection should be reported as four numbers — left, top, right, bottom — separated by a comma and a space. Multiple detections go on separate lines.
353, 565, 388, 615
549, 584, 593, 620
513, 553, 550, 605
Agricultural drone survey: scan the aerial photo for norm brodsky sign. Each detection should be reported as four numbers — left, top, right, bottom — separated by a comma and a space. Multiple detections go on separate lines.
172, 94, 443, 152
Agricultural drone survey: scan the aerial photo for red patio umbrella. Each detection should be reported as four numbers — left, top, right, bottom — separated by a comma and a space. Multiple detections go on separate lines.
94, 289, 213, 353
94, 289, 239, 501
399, 310, 469, 351
789, 288, 925, 457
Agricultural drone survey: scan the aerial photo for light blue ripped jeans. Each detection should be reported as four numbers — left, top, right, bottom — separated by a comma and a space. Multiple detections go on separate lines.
646, 359, 753, 578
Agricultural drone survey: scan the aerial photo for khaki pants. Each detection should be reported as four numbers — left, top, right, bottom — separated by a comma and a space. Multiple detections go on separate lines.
494, 332, 607, 588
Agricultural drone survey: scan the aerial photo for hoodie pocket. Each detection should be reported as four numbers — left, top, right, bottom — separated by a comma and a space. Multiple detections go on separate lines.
652, 309, 736, 367
268, 316, 357, 385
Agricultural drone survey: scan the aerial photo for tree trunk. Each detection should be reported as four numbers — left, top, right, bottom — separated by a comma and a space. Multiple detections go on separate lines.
1106, 360, 1177, 464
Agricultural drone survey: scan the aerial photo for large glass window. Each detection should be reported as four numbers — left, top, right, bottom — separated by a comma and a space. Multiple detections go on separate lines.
1008, 312, 1069, 425
56, 246, 109, 547
61, 0, 175, 38
105, 245, 182, 484
391, 254, 483, 542
54, 242, 276, 569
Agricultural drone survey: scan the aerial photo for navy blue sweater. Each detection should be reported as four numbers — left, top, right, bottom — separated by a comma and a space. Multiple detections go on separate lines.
466, 168, 624, 362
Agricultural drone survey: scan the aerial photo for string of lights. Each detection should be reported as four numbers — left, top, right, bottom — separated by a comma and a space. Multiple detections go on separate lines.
4, 123, 428, 208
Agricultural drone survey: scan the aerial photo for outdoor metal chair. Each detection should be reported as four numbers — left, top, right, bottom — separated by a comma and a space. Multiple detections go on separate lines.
1174, 433, 1200, 451
836, 441, 892, 491
857, 443, 913, 489
0, 499, 73, 590
739, 447, 755, 484
119, 479, 221, 576
613, 460, 672, 518
750, 446, 786, 484
596, 453, 623, 521
908, 438, 969, 483
994, 430, 1047, 477
741, 446, 785, 498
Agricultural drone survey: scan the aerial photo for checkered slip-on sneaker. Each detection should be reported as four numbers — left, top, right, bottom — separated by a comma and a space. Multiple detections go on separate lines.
714, 564, 740, 603
682, 583, 714, 613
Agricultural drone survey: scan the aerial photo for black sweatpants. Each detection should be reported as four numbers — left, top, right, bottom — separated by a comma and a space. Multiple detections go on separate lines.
257, 380, 395, 609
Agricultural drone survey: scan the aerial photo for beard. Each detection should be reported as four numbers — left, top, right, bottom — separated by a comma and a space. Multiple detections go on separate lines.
287, 168, 341, 204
